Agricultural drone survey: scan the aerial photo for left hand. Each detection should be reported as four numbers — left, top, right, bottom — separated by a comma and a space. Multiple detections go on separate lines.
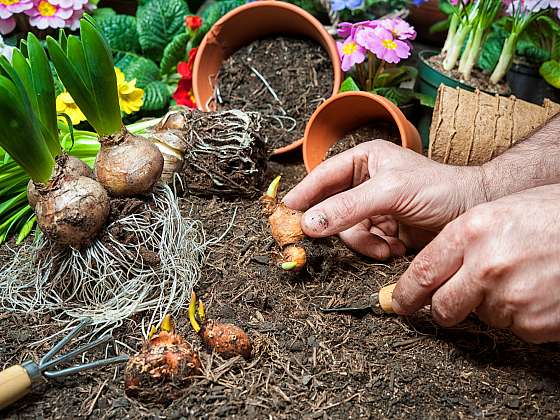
392, 184, 560, 344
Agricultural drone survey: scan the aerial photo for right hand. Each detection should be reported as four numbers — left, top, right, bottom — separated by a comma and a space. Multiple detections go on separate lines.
283, 140, 487, 259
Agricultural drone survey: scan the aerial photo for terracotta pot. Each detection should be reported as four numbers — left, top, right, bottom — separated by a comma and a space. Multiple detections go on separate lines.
192, 0, 342, 155
303, 92, 423, 173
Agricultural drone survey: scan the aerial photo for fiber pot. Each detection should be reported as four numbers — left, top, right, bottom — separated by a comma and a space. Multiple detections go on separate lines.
192, 1, 342, 155
416, 49, 476, 149
303, 92, 423, 173
507, 62, 560, 106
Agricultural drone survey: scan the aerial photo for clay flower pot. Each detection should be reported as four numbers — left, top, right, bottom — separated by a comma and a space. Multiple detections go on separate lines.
192, 0, 342, 155
303, 92, 422, 173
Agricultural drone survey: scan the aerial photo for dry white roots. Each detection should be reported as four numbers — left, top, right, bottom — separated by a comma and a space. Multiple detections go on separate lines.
0, 185, 213, 337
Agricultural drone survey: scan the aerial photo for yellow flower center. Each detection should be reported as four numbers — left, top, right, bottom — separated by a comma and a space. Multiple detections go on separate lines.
342, 41, 358, 56
0, 0, 20, 5
38, 1, 57, 16
382, 39, 397, 50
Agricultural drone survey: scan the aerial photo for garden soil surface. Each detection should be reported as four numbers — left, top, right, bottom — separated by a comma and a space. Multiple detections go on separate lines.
326, 124, 401, 160
428, 55, 510, 96
216, 37, 333, 150
2, 158, 560, 419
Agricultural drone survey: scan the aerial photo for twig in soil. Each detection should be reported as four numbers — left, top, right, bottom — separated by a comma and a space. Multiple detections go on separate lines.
249, 66, 281, 104
315, 392, 361, 413
85, 379, 109, 417
391, 336, 426, 349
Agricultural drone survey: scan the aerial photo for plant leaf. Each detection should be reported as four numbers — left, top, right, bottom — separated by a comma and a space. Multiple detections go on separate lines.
96, 14, 142, 56
540, 60, 560, 88
478, 25, 508, 72
117, 53, 161, 88
142, 80, 171, 111
79, 18, 122, 136
47, 36, 102, 132
160, 32, 189, 75
16, 212, 35, 244
339, 76, 360, 92
137, 0, 190, 62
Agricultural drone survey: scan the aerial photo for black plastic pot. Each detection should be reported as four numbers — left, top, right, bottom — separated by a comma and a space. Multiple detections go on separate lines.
507, 63, 560, 105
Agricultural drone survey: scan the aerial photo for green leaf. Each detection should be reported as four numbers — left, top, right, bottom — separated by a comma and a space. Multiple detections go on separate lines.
116, 53, 160, 88
50, 62, 65, 96
137, 0, 190, 62
96, 14, 141, 56
478, 26, 508, 72
415, 92, 435, 108
160, 32, 189, 75
339, 76, 360, 92
16, 213, 35, 244
142, 80, 171, 111
429, 18, 450, 34
93, 7, 117, 20
27, 33, 59, 156
193, 0, 245, 46
540, 60, 560, 88
374, 87, 433, 107
516, 31, 550, 64
47, 36, 102, 133
79, 18, 122, 136
375, 66, 417, 88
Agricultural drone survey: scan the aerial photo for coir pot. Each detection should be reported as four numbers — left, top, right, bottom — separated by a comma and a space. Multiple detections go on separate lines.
302, 92, 423, 173
192, 1, 342, 155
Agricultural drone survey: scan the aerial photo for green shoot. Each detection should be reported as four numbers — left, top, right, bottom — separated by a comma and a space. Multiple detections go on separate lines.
47, 16, 122, 137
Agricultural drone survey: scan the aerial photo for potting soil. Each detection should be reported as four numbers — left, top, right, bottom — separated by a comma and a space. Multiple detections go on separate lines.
325, 123, 401, 160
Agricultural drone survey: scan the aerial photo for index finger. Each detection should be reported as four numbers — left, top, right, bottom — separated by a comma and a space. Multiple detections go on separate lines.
282, 144, 371, 211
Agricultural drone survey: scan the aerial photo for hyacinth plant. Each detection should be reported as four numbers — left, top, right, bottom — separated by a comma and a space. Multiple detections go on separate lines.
337, 18, 433, 106
0, 0, 98, 35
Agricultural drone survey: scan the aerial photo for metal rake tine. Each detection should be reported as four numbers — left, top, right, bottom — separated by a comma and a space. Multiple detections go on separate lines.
41, 334, 113, 370
40, 318, 92, 365
43, 355, 129, 379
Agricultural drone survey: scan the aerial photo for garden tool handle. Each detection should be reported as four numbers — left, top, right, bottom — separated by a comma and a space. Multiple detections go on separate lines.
378, 283, 397, 313
0, 365, 32, 410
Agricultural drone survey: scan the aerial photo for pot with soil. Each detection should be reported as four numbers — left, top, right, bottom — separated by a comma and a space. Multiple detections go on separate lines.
507, 62, 560, 106
192, 1, 342, 155
302, 92, 422, 172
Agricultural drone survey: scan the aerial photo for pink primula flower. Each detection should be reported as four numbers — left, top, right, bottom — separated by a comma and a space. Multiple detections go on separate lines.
26, 0, 73, 29
337, 35, 366, 72
0, 16, 15, 34
380, 18, 416, 41
337, 20, 379, 38
49, 0, 88, 9
0, 0, 33, 18
356, 27, 411, 64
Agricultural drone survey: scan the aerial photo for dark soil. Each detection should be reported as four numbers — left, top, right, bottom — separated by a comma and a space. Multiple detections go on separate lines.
428, 54, 510, 95
216, 37, 334, 150
326, 123, 401, 160
2, 160, 560, 418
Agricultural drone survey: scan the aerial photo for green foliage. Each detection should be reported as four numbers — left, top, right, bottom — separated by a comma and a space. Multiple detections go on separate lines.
375, 87, 435, 108
375, 66, 417, 88
48, 17, 122, 137
96, 14, 142, 56
92, 7, 117, 20
137, 0, 190, 62
142, 80, 172, 111
478, 25, 508, 72
160, 32, 189, 75
540, 60, 560, 88
117, 54, 161, 88
340, 76, 360, 92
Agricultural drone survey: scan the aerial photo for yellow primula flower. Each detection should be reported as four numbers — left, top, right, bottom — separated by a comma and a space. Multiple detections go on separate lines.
56, 91, 86, 125
115, 67, 144, 115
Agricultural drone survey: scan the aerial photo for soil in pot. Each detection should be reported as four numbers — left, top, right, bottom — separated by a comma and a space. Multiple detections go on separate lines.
428, 54, 510, 95
215, 36, 334, 151
325, 123, 401, 160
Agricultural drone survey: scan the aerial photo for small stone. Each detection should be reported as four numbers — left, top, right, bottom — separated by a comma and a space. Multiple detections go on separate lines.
289, 341, 304, 352
307, 336, 318, 348
112, 397, 129, 408
302, 375, 313, 386
506, 385, 518, 395
252, 255, 269, 264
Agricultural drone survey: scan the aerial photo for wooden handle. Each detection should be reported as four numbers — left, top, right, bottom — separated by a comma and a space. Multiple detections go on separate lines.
0, 365, 32, 410
378, 283, 397, 313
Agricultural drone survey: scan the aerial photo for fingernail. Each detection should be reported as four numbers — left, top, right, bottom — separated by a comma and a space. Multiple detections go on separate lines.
303, 211, 329, 234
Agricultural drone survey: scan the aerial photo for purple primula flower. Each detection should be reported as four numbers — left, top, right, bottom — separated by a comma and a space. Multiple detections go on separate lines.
0, 16, 15, 34
337, 20, 379, 38
331, 0, 363, 12
0, 0, 33, 19
356, 27, 411, 64
337, 35, 366, 71
49, 0, 88, 9
26, 0, 73, 30
380, 18, 416, 41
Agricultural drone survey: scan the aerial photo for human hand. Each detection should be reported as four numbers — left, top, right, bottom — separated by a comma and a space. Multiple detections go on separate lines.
283, 140, 486, 259
393, 184, 560, 343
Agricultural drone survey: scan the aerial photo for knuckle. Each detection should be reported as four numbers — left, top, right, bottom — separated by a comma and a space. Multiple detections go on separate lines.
331, 194, 357, 222
477, 255, 511, 281
431, 295, 456, 327
410, 254, 436, 288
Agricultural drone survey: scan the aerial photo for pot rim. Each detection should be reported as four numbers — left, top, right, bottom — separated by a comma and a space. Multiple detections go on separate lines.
302, 91, 422, 173
192, 0, 342, 155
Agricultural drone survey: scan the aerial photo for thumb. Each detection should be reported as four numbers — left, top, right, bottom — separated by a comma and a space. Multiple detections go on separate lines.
301, 178, 396, 237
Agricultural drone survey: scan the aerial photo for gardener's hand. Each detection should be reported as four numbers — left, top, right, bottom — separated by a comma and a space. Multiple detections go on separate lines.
283, 140, 486, 259
393, 185, 560, 343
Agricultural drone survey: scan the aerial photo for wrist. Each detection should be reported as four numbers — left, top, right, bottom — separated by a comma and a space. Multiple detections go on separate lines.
452, 165, 489, 213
